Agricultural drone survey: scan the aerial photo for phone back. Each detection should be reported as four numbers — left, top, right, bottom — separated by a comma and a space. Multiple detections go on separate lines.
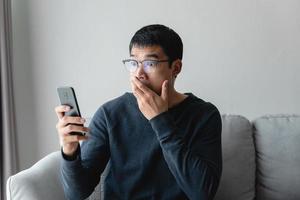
57, 87, 81, 117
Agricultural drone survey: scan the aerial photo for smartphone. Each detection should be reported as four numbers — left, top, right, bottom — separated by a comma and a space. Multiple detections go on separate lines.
57, 86, 85, 136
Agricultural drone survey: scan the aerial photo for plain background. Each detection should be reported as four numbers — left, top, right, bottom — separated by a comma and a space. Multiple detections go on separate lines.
11, 0, 300, 170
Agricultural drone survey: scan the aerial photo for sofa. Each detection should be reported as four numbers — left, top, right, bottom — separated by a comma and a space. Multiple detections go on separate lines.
6, 114, 300, 200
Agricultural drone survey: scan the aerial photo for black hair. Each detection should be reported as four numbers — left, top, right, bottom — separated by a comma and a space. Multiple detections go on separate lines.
129, 24, 183, 65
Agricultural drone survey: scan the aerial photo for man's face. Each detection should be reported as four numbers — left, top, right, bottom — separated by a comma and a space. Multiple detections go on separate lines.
129, 45, 174, 95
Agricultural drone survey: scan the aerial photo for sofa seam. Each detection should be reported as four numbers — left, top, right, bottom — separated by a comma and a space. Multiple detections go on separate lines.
251, 122, 259, 200
7, 176, 12, 200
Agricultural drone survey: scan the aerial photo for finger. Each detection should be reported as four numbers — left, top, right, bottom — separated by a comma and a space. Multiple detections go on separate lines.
61, 124, 90, 135
132, 77, 152, 94
57, 116, 86, 128
131, 80, 144, 99
161, 80, 169, 102
55, 105, 70, 119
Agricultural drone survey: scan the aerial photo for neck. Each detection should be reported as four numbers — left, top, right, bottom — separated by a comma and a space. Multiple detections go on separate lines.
167, 88, 188, 109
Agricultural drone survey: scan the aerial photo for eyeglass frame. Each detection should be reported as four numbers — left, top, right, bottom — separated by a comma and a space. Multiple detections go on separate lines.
122, 58, 170, 73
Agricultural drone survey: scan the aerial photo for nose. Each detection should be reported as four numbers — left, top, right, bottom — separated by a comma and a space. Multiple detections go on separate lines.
135, 63, 146, 77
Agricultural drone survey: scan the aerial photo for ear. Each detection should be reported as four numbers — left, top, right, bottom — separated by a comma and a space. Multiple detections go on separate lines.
171, 59, 182, 78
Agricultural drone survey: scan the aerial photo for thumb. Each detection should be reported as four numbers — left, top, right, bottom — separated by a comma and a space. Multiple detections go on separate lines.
161, 80, 169, 102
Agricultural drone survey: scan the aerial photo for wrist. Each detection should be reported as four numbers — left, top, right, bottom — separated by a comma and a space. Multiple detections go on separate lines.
61, 146, 80, 161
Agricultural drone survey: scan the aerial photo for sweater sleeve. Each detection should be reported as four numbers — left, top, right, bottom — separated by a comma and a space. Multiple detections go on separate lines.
149, 106, 222, 200
60, 107, 110, 200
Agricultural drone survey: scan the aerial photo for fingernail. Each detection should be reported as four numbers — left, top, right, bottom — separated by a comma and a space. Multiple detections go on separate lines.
81, 118, 86, 123
65, 106, 70, 111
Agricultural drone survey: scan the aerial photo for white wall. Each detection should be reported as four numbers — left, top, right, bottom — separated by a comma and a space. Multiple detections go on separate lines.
11, 0, 300, 170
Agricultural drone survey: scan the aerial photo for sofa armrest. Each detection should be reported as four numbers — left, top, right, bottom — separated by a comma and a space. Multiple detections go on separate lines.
6, 151, 65, 200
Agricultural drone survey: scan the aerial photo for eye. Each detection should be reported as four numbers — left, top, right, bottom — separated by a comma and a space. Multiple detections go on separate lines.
144, 61, 156, 67
129, 60, 137, 66
123, 60, 138, 72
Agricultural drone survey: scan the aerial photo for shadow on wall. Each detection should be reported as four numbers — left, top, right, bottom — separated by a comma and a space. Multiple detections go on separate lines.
12, 0, 39, 171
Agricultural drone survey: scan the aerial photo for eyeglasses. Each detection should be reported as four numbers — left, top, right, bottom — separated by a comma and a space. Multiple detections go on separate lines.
122, 59, 169, 73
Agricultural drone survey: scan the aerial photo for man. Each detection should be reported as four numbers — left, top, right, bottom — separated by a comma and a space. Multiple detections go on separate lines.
55, 24, 222, 200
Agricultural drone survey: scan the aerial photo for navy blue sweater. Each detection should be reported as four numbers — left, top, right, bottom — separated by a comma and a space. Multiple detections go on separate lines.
61, 93, 222, 200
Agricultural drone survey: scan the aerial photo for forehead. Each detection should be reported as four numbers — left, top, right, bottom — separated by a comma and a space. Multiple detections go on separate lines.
130, 45, 167, 59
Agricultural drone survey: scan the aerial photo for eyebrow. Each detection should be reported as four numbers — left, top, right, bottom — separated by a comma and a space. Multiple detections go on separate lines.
130, 53, 159, 59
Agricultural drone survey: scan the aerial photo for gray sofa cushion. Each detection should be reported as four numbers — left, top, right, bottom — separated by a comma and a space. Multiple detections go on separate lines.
215, 115, 256, 200
253, 115, 300, 200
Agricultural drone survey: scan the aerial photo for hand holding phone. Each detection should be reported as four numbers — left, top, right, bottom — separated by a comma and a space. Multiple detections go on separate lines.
55, 87, 89, 157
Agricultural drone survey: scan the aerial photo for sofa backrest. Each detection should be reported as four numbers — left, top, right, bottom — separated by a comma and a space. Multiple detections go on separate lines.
253, 115, 300, 200
215, 115, 256, 200
215, 114, 300, 200
6, 151, 65, 200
